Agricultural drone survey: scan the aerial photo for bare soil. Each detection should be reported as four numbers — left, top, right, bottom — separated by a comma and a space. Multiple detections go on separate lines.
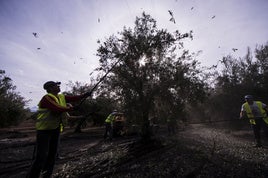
1, 120, 268, 178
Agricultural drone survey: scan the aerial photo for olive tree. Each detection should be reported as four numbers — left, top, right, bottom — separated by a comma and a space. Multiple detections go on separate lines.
96, 12, 207, 139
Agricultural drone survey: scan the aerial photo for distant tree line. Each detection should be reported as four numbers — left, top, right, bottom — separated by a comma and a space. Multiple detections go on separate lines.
0, 70, 30, 127
201, 43, 268, 124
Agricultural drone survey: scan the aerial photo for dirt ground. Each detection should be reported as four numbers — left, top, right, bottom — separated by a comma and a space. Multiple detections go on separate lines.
1, 120, 268, 178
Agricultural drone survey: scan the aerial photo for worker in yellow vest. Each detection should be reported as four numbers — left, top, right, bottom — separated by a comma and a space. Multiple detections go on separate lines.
104, 110, 118, 140
27, 81, 91, 178
240, 95, 268, 147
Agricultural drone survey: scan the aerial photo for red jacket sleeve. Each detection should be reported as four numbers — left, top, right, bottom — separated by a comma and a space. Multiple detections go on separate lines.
38, 94, 84, 112
38, 95, 70, 112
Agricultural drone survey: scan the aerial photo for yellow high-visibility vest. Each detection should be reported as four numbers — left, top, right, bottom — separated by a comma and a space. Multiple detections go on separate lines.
36, 93, 67, 130
105, 114, 115, 123
243, 101, 268, 125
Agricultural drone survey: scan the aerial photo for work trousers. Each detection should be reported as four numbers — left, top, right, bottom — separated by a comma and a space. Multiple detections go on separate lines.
104, 123, 113, 140
27, 127, 60, 178
167, 122, 176, 135
251, 118, 268, 144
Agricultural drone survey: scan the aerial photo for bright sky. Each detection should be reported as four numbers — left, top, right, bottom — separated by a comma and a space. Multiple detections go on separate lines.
0, 0, 268, 109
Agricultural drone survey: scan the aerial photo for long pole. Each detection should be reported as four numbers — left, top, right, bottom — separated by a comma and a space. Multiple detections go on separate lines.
77, 58, 122, 107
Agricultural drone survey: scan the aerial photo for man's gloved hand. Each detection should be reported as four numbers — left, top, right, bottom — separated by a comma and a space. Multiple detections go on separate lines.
83, 91, 92, 98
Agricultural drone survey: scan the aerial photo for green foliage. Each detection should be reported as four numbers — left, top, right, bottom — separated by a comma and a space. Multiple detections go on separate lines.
96, 12, 208, 138
64, 81, 117, 126
204, 42, 268, 123
0, 70, 29, 127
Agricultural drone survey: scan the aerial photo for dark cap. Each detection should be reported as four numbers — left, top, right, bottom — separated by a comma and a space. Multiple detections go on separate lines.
111, 110, 118, 115
43, 81, 61, 90
244, 95, 253, 100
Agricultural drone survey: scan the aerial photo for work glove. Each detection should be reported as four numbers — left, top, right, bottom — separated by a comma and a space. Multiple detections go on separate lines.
83, 91, 92, 98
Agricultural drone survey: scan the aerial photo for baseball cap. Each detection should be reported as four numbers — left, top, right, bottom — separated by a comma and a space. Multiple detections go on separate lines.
244, 95, 253, 100
43, 81, 61, 90
112, 110, 118, 115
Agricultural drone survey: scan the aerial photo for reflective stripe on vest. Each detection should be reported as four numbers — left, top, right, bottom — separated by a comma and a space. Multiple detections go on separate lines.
244, 101, 268, 125
36, 93, 67, 130
57, 94, 67, 132
105, 114, 115, 123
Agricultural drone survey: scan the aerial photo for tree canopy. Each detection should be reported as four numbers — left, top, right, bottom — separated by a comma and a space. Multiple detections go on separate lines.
96, 12, 208, 138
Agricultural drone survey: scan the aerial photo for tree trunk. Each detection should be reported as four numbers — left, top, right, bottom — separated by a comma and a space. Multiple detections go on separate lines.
141, 106, 151, 142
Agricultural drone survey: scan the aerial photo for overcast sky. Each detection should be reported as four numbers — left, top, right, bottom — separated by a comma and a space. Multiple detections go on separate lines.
0, 0, 268, 108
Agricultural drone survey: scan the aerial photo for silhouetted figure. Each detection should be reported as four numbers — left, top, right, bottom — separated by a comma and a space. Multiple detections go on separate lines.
240, 95, 268, 147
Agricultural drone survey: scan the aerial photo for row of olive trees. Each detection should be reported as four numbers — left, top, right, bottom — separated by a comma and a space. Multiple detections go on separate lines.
0, 70, 30, 127
93, 12, 268, 136
4, 11, 266, 138
200, 43, 268, 125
